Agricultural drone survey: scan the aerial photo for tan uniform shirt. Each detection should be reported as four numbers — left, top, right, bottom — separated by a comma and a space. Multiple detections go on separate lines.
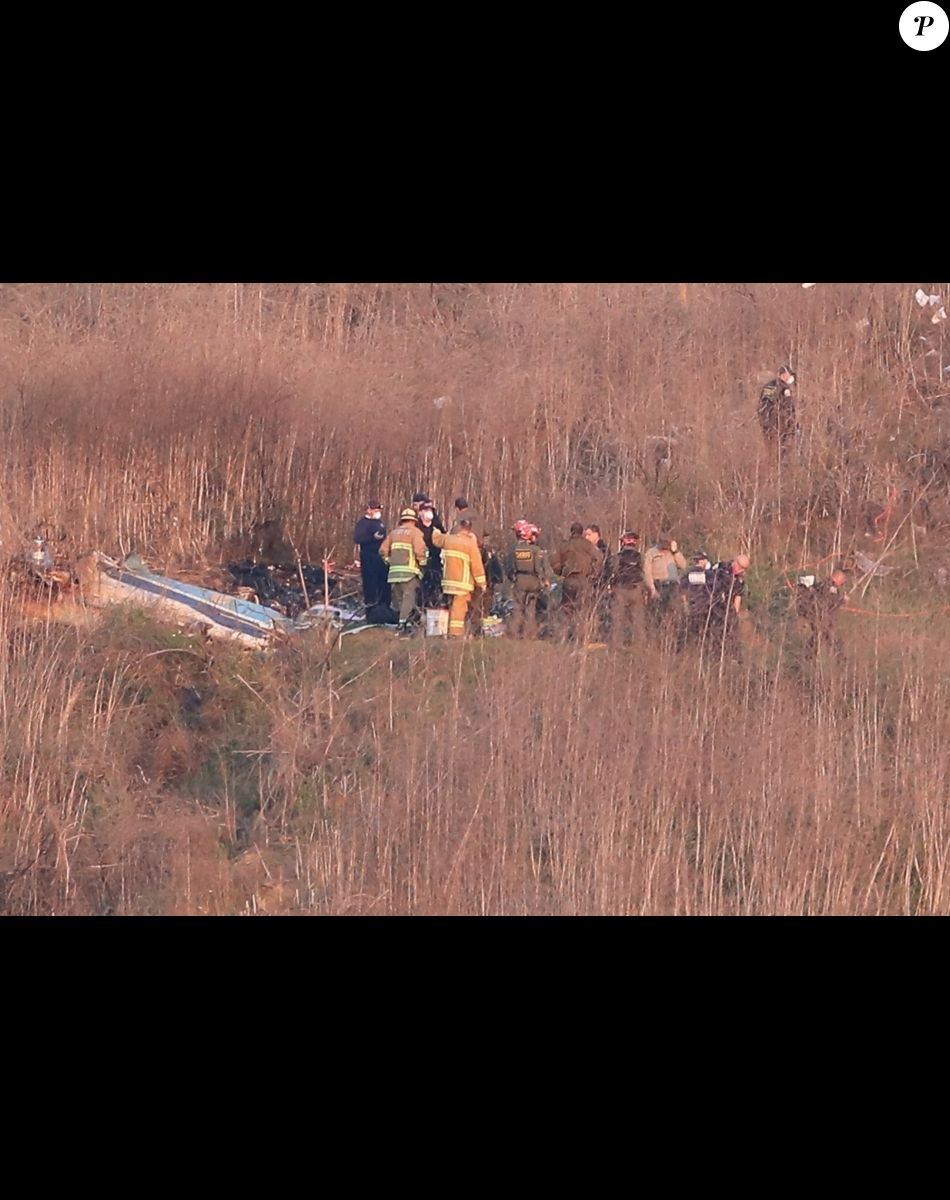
642, 546, 688, 596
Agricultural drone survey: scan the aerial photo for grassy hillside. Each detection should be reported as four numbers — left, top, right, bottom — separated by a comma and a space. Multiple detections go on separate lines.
1, 282, 948, 914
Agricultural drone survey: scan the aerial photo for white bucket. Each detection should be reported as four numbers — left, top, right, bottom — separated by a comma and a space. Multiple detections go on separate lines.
425, 608, 449, 637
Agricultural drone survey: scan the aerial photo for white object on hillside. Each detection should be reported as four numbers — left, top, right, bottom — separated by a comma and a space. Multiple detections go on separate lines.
855, 317, 871, 329
801, 283, 817, 289
433, 395, 451, 409
915, 288, 943, 308
854, 551, 895, 578
931, 307, 947, 325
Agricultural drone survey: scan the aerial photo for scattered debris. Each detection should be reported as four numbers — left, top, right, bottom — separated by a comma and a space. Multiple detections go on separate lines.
643, 426, 691, 488
225, 558, 339, 618
304, 601, 364, 627
854, 551, 896, 578
915, 288, 942, 308
932, 307, 947, 325
855, 317, 871, 330
432, 395, 452, 409
75, 552, 302, 649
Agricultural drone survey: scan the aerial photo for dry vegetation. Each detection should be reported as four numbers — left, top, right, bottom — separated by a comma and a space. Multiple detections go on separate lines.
1, 282, 949, 915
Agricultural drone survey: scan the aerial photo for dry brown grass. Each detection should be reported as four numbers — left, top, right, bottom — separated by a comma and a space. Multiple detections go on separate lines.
0, 282, 948, 914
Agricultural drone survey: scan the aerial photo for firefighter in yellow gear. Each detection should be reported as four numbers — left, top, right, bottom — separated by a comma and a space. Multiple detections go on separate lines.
432, 520, 486, 637
380, 508, 429, 627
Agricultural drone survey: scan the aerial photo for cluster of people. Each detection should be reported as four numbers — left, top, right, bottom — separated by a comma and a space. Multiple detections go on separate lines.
353, 496, 797, 654
354, 495, 496, 638
347, 363, 853, 653
506, 523, 754, 653
354, 492, 852, 656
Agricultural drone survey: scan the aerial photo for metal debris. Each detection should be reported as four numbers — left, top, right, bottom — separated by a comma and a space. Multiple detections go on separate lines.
854, 551, 896, 578
76, 553, 308, 648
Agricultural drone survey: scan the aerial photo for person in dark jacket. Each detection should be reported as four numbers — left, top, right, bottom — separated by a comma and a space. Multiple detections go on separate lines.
610, 531, 645, 645
795, 568, 848, 657
758, 365, 797, 450
679, 550, 714, 645
412, 492, 446, 534
584, 525, 613, 584
353, 502, 390, 609
415, 499, 447, 608
584, 524, 612, 639
704, 554, 750, 657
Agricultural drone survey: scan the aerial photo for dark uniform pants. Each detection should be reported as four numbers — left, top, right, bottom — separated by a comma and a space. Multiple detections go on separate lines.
561, 575, 593, 639
705, 615, 742, 660
360, 555, 390, 608
647, 581, 679, 627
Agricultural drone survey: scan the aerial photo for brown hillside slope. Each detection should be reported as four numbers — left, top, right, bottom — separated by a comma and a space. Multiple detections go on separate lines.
1, 282, 949, 915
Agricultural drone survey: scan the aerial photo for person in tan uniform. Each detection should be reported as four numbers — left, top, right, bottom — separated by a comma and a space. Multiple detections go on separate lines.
380, 507, 429, 631
551, 523, 602, 637
432, 519, 486, 637
642, 535, 688, 622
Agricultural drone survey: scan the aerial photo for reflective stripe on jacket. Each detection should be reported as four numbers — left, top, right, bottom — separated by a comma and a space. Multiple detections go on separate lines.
380, 523, 428, 582
432, 529, 486, 595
